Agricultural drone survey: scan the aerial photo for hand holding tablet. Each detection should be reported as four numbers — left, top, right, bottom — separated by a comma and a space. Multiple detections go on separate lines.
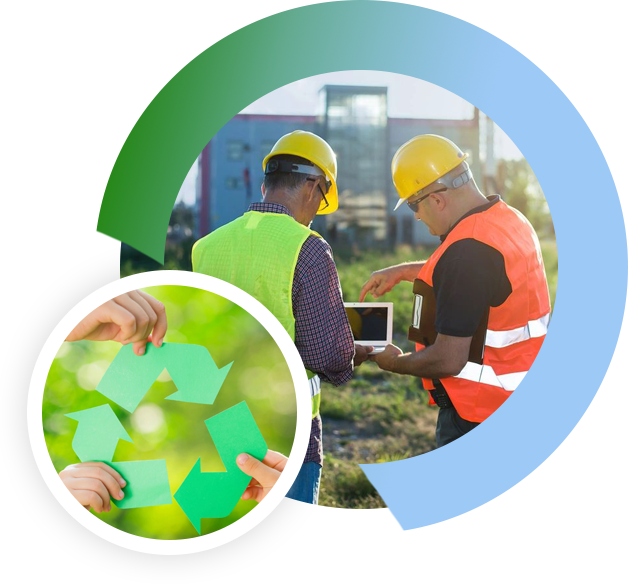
344, 303, 393, 355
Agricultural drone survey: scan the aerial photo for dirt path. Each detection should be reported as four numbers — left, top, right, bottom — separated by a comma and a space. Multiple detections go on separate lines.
319, 409, 438, 508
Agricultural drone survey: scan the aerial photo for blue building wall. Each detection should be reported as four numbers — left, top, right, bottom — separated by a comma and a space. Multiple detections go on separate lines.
205, 116, 317, 232
197, 106, 481, 247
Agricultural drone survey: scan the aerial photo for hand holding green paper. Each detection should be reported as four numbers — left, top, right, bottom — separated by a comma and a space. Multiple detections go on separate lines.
59, 462, 127, 513
236, 449, 288, 503
65, 290, 168, 356
174, 401, 268, 533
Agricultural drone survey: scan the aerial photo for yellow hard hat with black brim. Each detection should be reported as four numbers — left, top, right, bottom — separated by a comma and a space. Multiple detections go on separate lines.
392, 134, 470, 211
262, 130, 338, 215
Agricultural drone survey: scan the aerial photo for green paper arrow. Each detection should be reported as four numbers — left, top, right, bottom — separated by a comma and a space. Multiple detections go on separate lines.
162, 344, 233, 405
174, 402, 267, 534
65, 404, 132, 462
109, 460, 172, 509
96, 342, 233, 413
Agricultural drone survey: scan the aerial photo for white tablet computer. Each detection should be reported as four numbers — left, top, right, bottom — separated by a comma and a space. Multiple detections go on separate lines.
344, 302, 393, 354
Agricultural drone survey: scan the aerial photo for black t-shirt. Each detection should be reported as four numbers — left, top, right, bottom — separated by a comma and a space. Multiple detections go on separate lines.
432, 196, 512, 337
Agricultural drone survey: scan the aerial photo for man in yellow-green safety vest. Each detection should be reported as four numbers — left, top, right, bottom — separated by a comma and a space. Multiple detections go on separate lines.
192, 130, 370, 504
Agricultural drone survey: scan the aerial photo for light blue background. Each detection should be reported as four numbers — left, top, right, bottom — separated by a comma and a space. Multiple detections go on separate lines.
361, 0, 628, 575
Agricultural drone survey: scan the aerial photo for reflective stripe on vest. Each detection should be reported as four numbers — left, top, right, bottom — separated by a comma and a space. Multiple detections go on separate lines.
309, 376, 322, 418
485, 313, 550, 348
309, 375, 321, 398
192, 212, 323, 418
456, 362, 527, 391
417, 198, 551, 423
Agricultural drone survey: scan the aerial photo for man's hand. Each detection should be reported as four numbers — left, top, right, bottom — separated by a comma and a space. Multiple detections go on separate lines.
369, 334, 471, 379
354, 343, 374, 367
65, 290, 167, 356
236, 450, 288, 503
359, 267, 403, 301
359, 262, 426, 301
59, 462, 127, 513
370, 344, 403, 372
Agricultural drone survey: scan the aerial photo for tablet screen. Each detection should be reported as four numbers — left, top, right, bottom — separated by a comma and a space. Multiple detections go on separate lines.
345, 306, 389, 342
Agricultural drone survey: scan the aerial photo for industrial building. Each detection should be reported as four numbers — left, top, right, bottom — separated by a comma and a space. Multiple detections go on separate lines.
195, 85, 483, 246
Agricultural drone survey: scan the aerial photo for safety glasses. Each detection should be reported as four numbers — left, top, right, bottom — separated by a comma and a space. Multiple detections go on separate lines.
403, 162, 472, 213
307, 176, 331, 210
406, 187, 446, 212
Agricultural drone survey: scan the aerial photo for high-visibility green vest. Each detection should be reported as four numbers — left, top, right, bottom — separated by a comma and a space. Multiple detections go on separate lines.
192, 211, 321, 418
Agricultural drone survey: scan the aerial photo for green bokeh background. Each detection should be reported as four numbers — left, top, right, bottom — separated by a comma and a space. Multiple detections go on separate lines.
42, 285, 296, 539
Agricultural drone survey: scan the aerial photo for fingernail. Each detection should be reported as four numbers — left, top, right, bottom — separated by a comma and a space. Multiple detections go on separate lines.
158, 338, 164, 347
138, 347, 145, 356
119, 478, 126, 487
118, 491, 124, 499
237, 454, 249, 465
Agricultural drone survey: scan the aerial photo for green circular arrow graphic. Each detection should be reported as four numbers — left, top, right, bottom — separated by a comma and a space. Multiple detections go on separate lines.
65, 342, 266, 525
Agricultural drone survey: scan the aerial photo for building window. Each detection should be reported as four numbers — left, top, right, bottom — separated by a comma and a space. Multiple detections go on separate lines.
227, 140, 245, 161
226, 177, 244, 190
260, 141, 275, 159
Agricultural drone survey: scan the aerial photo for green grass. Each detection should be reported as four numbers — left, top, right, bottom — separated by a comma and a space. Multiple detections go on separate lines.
320, 455, 385, 509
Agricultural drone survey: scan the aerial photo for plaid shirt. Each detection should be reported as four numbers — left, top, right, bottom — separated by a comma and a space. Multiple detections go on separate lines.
249, 202, 355, 465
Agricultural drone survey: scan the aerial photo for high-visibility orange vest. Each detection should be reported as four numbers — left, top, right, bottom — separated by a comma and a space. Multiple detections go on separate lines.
416, 199, 551, 423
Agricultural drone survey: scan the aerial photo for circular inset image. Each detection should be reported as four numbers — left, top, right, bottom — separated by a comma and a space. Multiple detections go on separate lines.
28, 271, 311, 554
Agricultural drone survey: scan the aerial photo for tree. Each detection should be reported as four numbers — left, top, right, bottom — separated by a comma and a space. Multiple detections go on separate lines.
496, 159, 554, 238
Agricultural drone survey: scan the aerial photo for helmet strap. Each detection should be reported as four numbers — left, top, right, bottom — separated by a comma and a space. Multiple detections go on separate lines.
265, 159, 324, 179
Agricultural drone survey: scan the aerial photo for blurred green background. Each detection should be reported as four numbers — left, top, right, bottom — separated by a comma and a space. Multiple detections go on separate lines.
43, 285, 296, 539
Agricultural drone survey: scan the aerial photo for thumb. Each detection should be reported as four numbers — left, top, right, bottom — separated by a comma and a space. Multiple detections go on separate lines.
236, 453, 280, 488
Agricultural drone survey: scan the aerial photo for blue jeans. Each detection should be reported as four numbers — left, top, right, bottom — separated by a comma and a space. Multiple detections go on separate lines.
286, 461, 322, 505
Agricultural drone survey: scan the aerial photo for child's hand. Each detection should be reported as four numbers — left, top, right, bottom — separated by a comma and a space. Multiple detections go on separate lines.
59, 462, 127, 513
236, 450, 288, 503
65, 290, 167, 356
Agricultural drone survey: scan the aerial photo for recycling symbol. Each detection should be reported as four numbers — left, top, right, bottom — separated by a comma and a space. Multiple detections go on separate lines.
65, 342, 267, 534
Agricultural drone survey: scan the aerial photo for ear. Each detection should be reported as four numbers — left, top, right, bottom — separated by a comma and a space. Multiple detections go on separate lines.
261, 183, 266, 197
303, 178, 318, 204
431, 191, 447, 210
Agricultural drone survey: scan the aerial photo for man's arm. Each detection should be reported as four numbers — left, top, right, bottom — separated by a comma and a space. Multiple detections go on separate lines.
359, 261, 426, 301
292, 237, 355, 386
372, 334, 472, 379
372, 239, 510, 379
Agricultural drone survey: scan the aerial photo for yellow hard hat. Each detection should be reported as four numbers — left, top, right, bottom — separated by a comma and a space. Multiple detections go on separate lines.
345, 307, 363, 339
262, 130, 338, 214
392, 134, 469, 211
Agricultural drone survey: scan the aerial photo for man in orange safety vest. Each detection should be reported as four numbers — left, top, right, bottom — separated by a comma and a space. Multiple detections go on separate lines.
360, 134, 551, 447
